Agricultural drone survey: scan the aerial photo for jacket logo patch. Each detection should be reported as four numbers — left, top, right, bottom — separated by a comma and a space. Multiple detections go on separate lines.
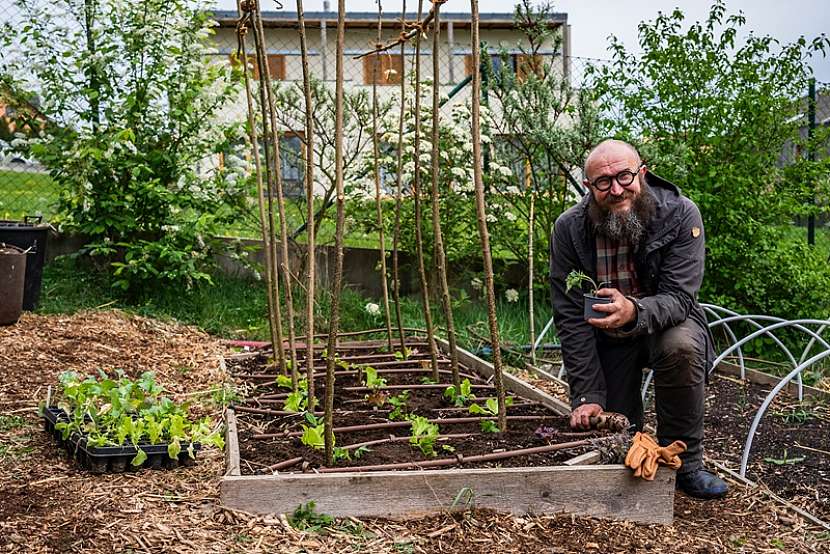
691, 227, 701, 238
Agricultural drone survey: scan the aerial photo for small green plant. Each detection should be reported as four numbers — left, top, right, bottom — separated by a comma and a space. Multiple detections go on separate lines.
408, 416, 440, 457
770, 406, 812, 425
387, 390, 410, 420
300, 413, 327, 450
419, 376, 437, 385
565, 270, 607, 295
443, 378, 475, 407
469, 397, 514, 433
394, 348, 412, 361
363, 366, 387, 390
0, 415, 26, 432
288, 501, 335, 532
764, 450, 805, 466
363, 366, 388, 407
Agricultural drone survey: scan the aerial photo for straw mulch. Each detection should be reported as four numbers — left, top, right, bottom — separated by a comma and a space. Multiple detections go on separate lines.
0, 311, 827, 553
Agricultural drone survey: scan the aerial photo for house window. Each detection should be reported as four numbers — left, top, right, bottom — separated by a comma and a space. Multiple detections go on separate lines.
229, 53, 286, 80
465, 53, 544, 82
363, 54, 403, 85
280, 132, 304, 197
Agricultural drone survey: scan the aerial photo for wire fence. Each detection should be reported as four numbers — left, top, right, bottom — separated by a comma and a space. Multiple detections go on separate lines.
0, 3, 827, 248
0, 4, 595, 234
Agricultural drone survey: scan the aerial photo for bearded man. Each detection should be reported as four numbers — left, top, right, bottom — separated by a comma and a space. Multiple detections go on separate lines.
549, 139, 728, 499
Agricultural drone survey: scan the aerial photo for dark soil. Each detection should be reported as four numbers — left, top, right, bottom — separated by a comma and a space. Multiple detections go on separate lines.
705, 373, 830, 519
228, 347, 622, 474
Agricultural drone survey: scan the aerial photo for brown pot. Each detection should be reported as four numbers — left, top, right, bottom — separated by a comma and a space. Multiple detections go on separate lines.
0, 243, 27, 325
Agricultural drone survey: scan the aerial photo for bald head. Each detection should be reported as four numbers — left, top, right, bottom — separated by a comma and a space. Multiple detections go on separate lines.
583, 139, 641, 181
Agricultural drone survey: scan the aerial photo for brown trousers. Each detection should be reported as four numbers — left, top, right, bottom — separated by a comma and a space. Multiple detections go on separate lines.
596, 318, 707, 474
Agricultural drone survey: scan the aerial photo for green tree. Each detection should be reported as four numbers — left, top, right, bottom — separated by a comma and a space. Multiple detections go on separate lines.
591, 0, 830, 317
2, 0, 246, 292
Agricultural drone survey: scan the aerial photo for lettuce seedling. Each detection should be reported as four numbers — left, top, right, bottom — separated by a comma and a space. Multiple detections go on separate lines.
443, 378, 475, 407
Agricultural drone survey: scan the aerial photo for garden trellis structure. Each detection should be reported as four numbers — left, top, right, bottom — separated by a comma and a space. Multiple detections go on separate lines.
222, 0, 675, 523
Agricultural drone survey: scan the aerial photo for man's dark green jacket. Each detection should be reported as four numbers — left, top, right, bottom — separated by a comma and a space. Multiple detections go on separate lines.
549, 171, 714, 409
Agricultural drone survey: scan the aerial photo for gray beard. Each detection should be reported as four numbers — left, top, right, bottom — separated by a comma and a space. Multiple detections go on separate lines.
588, 183, 655, 245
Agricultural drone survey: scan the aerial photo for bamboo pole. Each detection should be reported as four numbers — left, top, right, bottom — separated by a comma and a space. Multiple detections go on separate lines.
470, 0, 507, 431
251, 4, 299, 388
323, 0, 347, 466
234, 10, 279, 361
412, 0, 440, 382
295, 0, 316, 406
242, 4, 286, 377
428, 3, 460, 389
390, 0, 408, 353
372, 3, 394, 352
528, 188, 537, 365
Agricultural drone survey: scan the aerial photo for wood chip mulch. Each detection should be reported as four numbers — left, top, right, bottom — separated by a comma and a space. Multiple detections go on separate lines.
0, 311, 828, 553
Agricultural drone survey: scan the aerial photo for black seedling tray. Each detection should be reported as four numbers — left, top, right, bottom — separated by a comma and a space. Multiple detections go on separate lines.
43, 407, 201, 473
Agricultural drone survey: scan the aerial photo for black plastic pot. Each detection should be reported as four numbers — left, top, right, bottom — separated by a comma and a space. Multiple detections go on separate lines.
0, 243, 27, 325
583, 294, 612, 321
0, 217, 49, 310
42, 407, 201, 473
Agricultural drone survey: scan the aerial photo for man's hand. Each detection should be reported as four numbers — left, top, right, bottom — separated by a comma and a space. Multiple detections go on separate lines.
587, 287, 636, 330
570, 402, 603, 430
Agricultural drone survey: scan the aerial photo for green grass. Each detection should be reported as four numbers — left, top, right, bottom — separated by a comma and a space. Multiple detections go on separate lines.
0, 168, 58, 219
39, 256, 554, 353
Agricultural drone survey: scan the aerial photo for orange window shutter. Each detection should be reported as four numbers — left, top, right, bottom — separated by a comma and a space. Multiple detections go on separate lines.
268, 55, 286, 80
464, 54, 474, 77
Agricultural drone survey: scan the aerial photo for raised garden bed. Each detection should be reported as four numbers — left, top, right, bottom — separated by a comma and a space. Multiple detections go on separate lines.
43, 407, 201, 473
221, 337, 675, 523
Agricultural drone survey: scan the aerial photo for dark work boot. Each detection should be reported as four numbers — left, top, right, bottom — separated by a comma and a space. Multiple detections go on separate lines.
676, 468, 729, 499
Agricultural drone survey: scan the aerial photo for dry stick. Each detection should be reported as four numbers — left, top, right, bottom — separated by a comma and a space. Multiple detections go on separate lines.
354, 5, 437, 60
315, 437, 606, 473
296, 0, 317, 408
372, 4, 394, 352
251, 4, 299, 388
428, 3, 460, 390
412, 0, 440, 382
528, 188, 536, 365
323, 0, 347, 466
470, 0, 507, 431
390, 0, 408, 353
235, 12, 279, 360
246, 6, 286, 377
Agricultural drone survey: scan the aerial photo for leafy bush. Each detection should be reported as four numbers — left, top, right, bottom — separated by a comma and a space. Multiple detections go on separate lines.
53, 370, 223, 465
3, 0, 248, 292
591, 0, 830, 318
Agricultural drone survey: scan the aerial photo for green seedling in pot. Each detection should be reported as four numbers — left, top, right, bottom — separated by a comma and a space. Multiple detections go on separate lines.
565, 270, 612, 321
53, 370, 223, 466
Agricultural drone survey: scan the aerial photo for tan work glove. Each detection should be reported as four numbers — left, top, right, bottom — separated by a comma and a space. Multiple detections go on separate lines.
624, 432, 687, 480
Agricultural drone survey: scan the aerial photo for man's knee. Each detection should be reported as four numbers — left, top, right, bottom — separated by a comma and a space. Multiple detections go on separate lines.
650, 322, 706, 385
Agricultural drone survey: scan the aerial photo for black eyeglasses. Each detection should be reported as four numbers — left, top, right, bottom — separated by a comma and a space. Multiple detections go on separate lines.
587, 164, 645, 192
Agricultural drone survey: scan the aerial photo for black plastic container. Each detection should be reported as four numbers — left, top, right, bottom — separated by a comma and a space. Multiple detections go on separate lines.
42, 407, 201, 473
0, 216, 48, 310
0, 244, 26, 325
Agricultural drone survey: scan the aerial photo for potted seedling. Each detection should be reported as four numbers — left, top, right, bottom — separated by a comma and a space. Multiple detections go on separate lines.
566, 270, 612, 321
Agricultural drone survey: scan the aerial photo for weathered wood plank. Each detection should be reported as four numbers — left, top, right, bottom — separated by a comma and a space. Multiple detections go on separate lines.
221, 465, 674, 523
716, 362, 830, 402
434, 338, 572, 415
224, 408, 241, 477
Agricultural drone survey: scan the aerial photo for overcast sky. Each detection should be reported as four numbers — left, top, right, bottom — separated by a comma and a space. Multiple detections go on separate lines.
212, 0, 830, 82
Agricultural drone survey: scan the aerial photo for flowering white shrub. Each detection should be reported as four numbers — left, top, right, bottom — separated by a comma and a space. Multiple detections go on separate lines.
505, 289, 520, 303
3, 0, 245, 291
